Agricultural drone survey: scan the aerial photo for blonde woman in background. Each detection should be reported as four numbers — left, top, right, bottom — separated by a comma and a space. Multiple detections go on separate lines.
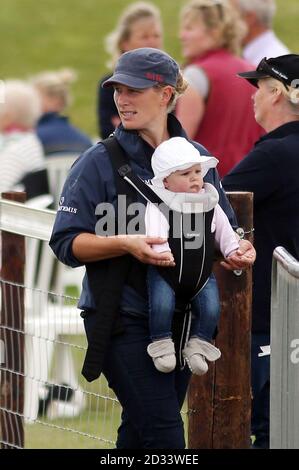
97, 1, 163, 139
176, 0, 263, 177
0, 80, 45, 195
31, 69, 92, 155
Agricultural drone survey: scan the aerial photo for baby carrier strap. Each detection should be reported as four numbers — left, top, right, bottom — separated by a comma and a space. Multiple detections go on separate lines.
102, 137, 149, 297
82, 136, 142, 382
119, 165, 163, 206
101, 136, 162, 207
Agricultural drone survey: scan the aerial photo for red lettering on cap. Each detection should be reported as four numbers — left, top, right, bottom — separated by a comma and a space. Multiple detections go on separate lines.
146, 72, 164, 82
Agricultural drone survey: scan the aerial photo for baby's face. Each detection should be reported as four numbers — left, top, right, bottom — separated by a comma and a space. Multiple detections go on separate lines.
163, 164, 203, 193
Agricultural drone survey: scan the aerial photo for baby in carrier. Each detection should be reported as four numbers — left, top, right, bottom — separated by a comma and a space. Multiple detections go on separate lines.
145, 137, 243, 375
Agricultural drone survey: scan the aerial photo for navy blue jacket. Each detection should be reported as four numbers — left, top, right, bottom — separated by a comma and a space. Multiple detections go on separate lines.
222, 121, 299, 334
37, 112, 92, 155
50, 114, 236, 313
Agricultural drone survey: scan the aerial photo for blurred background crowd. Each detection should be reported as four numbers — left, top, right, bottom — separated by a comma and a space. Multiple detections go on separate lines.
0, 0, 296, 197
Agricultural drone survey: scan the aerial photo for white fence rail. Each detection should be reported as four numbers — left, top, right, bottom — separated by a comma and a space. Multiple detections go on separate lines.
0, 198, 55, 240
270, 246, 299, 449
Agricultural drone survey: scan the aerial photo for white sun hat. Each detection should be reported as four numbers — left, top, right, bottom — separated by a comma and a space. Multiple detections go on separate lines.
151, 137, 218, 188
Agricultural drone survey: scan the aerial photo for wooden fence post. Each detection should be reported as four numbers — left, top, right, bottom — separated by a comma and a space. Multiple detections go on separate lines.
188, 192, 253, 449
0, 192, 26, 449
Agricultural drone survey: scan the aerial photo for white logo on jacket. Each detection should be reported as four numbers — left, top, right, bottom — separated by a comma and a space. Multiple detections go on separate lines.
58, 197, 77, 214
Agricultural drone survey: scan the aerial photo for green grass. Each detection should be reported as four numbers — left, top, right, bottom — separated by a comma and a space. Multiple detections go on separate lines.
1, 0, 298, 137
21, 329, 189, 448
25, 398, 188, 449
25, 410, 120, 449
21, 331, 121, 448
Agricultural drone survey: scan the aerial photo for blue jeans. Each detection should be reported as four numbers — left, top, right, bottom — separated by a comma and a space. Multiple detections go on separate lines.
147, 267, 220, 343
83, 310, 191, 449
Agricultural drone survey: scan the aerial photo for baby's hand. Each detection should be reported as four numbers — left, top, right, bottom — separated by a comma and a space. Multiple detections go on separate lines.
161, 251, 175, 263
221, 242, 256, 271
227, 250, 242, 261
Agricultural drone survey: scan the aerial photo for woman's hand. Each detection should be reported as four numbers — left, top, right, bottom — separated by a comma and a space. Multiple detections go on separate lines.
220, 239, 256, 271
123, 235, 175, 267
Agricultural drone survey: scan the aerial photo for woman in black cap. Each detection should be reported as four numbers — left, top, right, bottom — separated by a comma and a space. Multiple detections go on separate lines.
223, 54, 299, 449
50, 47, 255, 449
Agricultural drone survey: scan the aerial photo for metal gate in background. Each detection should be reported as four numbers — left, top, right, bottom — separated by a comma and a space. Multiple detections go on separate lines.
270, 246, 299, 449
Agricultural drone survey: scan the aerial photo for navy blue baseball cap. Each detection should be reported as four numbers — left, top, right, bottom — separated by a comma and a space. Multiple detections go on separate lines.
238, 54, 299, 88
102, 47, 179, 89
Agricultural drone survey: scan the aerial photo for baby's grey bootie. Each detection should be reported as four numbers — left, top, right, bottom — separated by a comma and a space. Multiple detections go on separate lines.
147, 338, 176, 373
183, 337, 221, 375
